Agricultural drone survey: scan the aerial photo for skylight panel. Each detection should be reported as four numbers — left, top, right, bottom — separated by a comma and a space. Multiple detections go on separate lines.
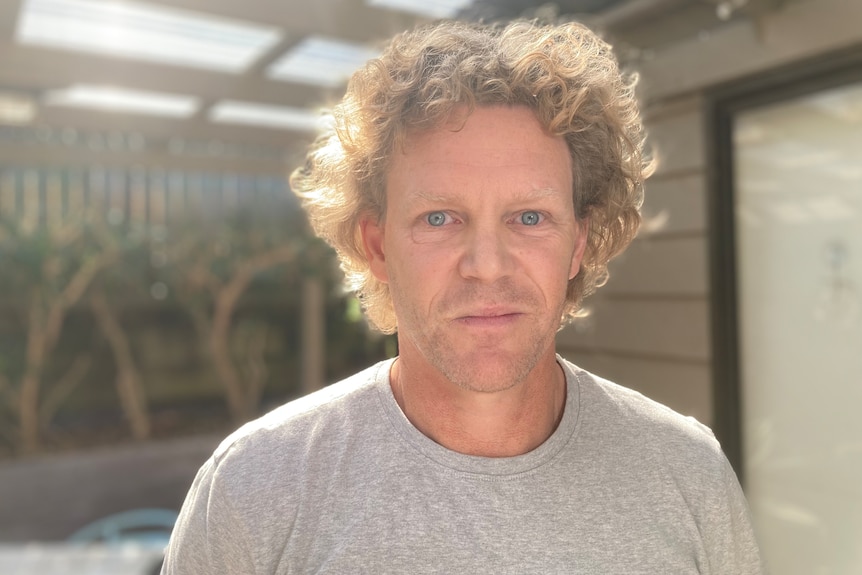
16, 0, 282, 73
366, 0, 473, 19
210, 101, 326, 132
0, 92, 37, 125
267, 36, 379, 88
44, 85, 199, 117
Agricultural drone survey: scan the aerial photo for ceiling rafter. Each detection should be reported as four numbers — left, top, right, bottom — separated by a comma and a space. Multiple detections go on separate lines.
0, 0, 749, 173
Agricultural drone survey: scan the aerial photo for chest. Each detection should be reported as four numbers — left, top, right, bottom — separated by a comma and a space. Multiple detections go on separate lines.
266, 465, 707, 574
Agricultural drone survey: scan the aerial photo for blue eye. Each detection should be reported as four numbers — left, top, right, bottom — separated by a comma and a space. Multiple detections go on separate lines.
520, 211, 541, 226
426, 211, 447, 226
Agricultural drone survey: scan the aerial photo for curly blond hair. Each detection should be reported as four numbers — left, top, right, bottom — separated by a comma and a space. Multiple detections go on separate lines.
290, 19, 653, 334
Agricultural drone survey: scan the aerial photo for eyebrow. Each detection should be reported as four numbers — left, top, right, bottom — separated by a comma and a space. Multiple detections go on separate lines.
410, 189, 450, 204
410, 186, 564, 204
522, 187, 565, 200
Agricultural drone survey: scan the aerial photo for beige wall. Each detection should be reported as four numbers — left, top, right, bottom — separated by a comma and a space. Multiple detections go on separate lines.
557, 0, 862, 427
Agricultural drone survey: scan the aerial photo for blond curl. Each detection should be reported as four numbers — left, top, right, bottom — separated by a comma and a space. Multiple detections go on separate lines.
290, 19, 654, 334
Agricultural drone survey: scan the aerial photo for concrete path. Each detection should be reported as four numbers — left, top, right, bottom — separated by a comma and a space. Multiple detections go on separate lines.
0, 435, 220, 542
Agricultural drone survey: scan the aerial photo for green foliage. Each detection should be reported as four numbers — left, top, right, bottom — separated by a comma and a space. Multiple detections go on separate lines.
0, 204, 390, 457
0, 215, 101, 299
146, 208, 311, 303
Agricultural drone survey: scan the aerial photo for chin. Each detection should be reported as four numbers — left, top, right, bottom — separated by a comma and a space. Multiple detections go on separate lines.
437, 348, 542, 393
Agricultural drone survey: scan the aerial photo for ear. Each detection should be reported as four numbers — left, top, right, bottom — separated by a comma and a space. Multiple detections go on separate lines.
360, 215, 389, 283
569, 217, 590, 280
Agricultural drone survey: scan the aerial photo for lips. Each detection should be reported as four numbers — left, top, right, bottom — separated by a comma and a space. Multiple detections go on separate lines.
452, 307, 525, 327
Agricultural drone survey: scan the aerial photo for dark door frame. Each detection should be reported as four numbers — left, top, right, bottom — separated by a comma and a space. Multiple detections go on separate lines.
704, 44, 862, 486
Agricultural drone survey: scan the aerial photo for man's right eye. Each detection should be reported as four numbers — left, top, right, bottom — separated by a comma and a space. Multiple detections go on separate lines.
426, 211, 448, 226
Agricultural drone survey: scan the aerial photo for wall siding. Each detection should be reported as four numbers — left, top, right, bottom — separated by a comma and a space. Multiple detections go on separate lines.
561, 0, 862, 427
641, 173, 707, 236
565, 352, 712, 427
645, 105, 705, 176
604, 237, 709, 296
559, 97, 711, 420
559, 297, 710, 361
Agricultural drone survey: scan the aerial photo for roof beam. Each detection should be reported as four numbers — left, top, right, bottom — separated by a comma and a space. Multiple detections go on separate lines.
137, 0, 415, 43
0, 137, 294, 174
592, 0, 690, 28
29, 105, 317, 149
0, 43, 337, 109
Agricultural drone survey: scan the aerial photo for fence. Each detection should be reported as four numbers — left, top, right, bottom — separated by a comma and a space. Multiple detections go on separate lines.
0, 165, 297, 230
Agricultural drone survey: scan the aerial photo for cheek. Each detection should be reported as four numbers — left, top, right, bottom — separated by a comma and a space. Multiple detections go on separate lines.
413, 246, 463, 305
387, 237, 449, 289
518, 244, 577, 292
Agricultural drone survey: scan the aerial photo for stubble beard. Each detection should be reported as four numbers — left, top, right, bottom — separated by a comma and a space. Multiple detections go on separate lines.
391, 276, 565, 393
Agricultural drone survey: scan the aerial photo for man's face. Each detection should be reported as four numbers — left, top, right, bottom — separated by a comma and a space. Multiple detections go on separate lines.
361, 105, 587, 392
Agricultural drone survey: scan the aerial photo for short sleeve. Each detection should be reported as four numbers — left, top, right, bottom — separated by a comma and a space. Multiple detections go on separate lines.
703, 455, 768, 574
161, 455, 258, 575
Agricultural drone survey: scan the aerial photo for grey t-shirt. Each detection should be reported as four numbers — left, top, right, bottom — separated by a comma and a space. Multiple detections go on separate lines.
162, 357, 764, 574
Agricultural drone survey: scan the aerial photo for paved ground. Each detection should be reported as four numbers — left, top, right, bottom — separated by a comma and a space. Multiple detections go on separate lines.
0, 543, 166, 575
0, 434, 221, 542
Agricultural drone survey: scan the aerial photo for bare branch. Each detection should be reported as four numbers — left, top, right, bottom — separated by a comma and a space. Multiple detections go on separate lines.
90, 289, 150, 439
210, 244, 295, 422
221, 245, 296, 313
43, 250, 119, 352
39, 354, 91, 430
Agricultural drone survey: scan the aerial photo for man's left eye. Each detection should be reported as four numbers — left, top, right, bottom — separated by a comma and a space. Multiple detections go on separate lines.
519, 211, 543, 226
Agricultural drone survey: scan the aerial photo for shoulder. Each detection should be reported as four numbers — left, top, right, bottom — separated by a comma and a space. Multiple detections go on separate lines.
562, 358, 744, 511
562, 358, 724, 466
560, 359, 764, 572
206, 361, 390, 487
162, 361, 394, 572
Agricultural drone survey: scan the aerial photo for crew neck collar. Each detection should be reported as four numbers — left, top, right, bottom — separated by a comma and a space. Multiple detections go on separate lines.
375, 355, 582, 477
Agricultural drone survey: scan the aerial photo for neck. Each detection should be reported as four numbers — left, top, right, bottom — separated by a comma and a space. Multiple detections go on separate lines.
389, 352, 566, 458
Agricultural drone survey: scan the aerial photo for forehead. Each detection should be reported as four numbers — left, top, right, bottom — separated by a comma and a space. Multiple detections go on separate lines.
388, 106, 572, 195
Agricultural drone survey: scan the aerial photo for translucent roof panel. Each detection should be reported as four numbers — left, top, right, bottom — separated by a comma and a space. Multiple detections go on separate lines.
16, 0, 283, 73
0, 92, 37, 125
366, 0, 473, 19
44, 85, 199, 117
267, 36, 379, 88
210, 101, 327, 132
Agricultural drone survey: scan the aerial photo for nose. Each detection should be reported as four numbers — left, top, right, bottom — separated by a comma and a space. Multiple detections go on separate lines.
457, 222, 513, 282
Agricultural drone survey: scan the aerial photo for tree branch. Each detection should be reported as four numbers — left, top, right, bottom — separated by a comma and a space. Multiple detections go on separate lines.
39, 354, 91, 430
43, 250, 119, 352
210, 244, 295, 421
221, 245, 297, 312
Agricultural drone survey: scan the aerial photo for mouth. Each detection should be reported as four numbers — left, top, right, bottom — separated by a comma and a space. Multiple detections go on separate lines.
454, 309, 524, 327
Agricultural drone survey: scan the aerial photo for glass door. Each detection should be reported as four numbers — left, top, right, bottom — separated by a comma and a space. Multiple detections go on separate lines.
733, 79, 862, 574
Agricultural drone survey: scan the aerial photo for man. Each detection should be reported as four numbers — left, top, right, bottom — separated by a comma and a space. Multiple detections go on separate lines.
162, 19, 764, 574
